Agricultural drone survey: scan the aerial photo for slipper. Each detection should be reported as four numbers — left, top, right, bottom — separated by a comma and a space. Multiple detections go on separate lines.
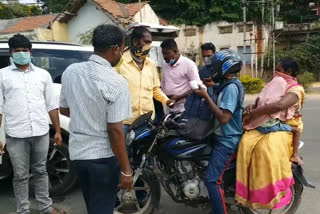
48, 208, 67, 214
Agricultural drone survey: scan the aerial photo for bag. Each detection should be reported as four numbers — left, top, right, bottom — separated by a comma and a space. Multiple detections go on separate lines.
177, 78, 244, 141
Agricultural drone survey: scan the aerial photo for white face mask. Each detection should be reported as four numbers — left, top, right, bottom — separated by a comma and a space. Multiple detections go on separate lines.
203, 57, 211, 65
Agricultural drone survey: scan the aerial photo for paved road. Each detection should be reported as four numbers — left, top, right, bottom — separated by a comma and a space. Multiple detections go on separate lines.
1, 95, 319, 214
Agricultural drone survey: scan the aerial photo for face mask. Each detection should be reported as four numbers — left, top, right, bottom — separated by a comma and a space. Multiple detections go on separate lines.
203, 57, 211, 65
12, 51, 31, 65
168, 58, 176, 66
131, 44, 151, 60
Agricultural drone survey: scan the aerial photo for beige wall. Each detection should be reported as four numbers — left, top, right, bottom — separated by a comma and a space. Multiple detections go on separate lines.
37, 28, 53, 41
134, 4, 160, 24
51, 21, 68, 42
174, 22, 270, 73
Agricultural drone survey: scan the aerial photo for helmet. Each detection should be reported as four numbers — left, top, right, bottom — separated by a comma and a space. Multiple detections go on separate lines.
210, 50, 243, 82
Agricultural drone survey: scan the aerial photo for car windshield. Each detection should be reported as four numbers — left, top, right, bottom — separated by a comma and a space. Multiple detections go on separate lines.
0, 48, 92, 83
32, 49, 92, 83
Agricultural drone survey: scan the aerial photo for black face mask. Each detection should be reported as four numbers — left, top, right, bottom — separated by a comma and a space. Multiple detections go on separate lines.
130, 44, 151, 60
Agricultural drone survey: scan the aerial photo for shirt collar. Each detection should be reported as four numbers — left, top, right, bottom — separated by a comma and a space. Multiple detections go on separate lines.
172, 55, 182, 67
89, 54, 112, 67
11, 63, 35, 72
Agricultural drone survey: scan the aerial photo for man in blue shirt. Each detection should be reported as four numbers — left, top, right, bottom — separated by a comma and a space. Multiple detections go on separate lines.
194, 50, 244, 214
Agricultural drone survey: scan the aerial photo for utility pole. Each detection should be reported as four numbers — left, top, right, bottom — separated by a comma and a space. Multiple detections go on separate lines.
261, 0, 265, 77
272, 0, 276, 74
139, 0, 143, 22
242, 0, 247, 75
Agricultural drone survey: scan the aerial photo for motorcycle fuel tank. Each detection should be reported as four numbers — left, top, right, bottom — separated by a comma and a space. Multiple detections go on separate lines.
166, 138, 212, 159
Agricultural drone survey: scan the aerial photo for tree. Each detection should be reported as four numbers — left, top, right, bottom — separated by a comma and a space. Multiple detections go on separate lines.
9, 4, 31, 17
42, 0, 72, 13
0, 3, 14, 19
264, 36, 320, 81
117, 0, 320, 26
149, 0, 243, 26
0, 3, 42, 19
278, 0, 320, 23
29, 5, 43, 16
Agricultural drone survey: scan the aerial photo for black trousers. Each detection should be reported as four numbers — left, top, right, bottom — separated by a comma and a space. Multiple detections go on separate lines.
72, 157, 120, 214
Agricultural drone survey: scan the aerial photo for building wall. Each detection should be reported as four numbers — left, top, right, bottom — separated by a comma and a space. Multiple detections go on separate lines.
51, 21, 68, 42
174, 21, 270, 74
0, 31, 38, 40
68, 0, 115, 43
37, 28, 53, 41
133, 4, 160, 24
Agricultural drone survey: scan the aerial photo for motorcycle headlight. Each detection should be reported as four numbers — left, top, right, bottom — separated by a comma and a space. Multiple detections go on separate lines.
126, 130, 135, 146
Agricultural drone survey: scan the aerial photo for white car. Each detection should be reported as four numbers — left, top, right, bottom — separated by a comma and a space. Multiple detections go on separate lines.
0, 41, 93, 196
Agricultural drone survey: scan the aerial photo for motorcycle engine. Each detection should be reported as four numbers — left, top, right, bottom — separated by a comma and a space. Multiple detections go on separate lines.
177, 161, 203, 200
182, 176, 201, 199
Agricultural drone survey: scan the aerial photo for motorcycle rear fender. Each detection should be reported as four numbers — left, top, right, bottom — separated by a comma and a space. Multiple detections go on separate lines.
292, 164, 315, 188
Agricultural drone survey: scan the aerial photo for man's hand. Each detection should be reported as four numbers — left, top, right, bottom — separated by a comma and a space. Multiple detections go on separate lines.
0, 142, 4, 156
170, 95, 181, 102
54, 133, 63, 147
203, 78, 215, 88
166, 99, 175, 108
118, 173, 133, 191
193, 88, 209, 99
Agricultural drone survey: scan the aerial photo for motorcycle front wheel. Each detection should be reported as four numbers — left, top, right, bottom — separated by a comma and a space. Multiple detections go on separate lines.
241, 178, 303, 214
114, 169, 161, 214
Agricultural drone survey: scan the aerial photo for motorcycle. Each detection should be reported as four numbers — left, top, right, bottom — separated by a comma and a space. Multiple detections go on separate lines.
114, 112, 315, 214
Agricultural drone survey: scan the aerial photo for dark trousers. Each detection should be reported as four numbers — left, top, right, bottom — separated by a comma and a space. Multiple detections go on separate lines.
205, 143, 236, 214
72, 157, 120, 214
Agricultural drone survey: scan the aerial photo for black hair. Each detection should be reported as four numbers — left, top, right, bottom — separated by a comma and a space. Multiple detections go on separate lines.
201, 42, 216, 53
160, 39, 178, 51
92, 24, 124, 52
279, 57, 299, 77
8, 34, 32, 50
131, 26, 151, 45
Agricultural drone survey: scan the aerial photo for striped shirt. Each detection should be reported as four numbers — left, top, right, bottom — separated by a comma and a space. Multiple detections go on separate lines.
60, 54, 132, 160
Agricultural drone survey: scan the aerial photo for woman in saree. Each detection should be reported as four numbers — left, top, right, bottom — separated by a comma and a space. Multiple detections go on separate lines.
235, 57, 305, 209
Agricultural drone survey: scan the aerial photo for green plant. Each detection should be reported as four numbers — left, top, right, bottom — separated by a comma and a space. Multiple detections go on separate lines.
79, 29, 94, 45
240, 75, 264, 94
297, 72, 314, 89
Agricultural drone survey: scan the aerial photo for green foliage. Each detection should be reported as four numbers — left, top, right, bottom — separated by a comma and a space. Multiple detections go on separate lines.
79, 29, 94, 45
150, 0, 243, 26
116, 0, 320, 26
42, 0, 71, 13
0, 3, 14, 19
0, 3, 42, 19
264, 36, 320, 82
279, 0, 320, 24
9, 4, 30, 17
240, 75, 264, 94
297, 72, 314, 89
29, 5, 43, 16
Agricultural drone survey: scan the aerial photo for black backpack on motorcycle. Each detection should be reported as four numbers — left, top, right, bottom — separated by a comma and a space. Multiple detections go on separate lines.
177, 78, 244, 141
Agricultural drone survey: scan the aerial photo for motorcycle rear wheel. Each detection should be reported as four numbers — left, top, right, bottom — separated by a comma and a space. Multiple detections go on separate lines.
240, 178, 303, 214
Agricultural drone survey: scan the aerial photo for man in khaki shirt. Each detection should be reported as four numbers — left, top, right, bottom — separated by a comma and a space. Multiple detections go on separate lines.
116, 27, 174, 133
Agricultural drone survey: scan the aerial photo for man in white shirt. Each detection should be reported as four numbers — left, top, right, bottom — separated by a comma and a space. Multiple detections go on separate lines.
0, 35, 64, 214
